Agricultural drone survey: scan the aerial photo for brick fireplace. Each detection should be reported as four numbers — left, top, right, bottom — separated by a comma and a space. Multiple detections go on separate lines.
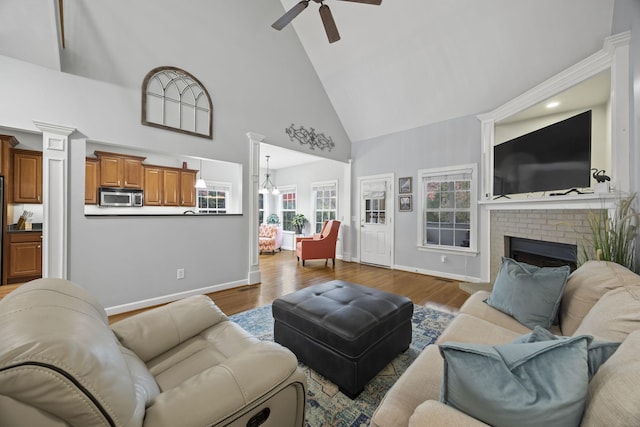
489, 209, 600, 280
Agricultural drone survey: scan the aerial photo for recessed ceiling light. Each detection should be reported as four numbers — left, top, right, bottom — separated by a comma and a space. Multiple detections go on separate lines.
546, 101, 560, 109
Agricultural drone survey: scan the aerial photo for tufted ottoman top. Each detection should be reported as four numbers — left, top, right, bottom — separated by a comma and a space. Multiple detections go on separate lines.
272, 280, 413, 358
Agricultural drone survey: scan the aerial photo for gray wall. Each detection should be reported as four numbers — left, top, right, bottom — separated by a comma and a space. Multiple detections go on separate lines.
0, 0, 350, 309
351, 115, 483, 281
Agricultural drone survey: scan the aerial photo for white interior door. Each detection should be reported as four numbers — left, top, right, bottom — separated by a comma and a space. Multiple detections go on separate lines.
359, 175, 393, 267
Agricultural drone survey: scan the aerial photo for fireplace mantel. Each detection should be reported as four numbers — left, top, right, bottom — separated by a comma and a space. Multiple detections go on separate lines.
479, 192, 620, 211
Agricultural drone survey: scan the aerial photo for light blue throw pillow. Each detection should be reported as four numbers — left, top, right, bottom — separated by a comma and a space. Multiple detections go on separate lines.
439, 336, 591, 427
486, 257, 570, 329
511, 326, 621, 379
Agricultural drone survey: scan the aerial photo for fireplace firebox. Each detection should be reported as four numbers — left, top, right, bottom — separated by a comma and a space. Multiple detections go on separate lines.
506, 236, 577, 272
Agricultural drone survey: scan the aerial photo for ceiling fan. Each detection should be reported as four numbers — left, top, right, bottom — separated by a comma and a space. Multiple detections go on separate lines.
272, 0, 382, 44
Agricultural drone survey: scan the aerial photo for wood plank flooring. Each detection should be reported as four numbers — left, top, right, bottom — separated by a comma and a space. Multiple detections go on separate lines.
0, 252, 471, 323
210, 252, 470, 318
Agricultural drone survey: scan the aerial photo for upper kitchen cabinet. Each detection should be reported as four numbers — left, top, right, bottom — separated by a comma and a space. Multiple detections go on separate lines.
95, 151, 145, 189
85, 158, 100, 205
180, 170, 196, 207
13, 149, 42, 204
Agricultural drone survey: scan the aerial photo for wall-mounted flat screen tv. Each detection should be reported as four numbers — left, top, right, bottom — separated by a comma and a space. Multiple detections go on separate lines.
493, 110, 592, 196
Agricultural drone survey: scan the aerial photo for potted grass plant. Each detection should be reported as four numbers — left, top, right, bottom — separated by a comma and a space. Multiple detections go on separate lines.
580, 193, 639, 272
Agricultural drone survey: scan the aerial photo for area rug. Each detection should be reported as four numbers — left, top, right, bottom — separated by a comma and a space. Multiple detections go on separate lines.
229, 304, 455, 427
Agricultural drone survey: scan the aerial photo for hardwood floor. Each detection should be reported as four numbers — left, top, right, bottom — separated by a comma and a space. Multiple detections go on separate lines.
210, 252, 470, 317
7, 251, 469, 323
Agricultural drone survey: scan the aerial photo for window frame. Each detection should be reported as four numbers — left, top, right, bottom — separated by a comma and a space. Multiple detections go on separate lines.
278, 186, 297, 232
417, 164, 478, 254
196, 181, 230, 214
311, 180, 338, 233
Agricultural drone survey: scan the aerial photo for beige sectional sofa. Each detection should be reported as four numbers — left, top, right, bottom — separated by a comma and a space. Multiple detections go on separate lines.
371, 261, 640, 427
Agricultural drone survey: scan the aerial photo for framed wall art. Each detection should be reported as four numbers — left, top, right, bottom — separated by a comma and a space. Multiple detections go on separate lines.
399, 195, 412, 212
399, 177, 412, 194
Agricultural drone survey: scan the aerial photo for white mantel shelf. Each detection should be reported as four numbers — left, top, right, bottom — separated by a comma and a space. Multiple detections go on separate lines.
479, 192, 622, 211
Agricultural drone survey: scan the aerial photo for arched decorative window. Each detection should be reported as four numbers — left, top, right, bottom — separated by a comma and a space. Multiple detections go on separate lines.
141, 66, 213, 139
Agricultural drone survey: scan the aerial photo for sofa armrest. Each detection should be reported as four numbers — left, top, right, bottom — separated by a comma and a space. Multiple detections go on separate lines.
409, 401, 489, 427
111, 295, 227, 362
142, 342, 303, 427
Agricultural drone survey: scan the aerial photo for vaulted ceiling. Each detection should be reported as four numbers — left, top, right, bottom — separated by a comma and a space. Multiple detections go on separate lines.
0, 0, 615, 144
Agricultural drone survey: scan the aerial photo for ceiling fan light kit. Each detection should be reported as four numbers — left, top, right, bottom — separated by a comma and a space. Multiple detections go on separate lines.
272, 0, 382, 44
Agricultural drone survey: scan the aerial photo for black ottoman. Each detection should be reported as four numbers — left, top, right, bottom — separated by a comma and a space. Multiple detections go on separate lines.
272, 280, 413, 398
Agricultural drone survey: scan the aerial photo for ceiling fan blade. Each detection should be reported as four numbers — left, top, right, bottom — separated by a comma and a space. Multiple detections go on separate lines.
319, 4, 341, 43
337, 0, 382, 5
272, 1, 309, 30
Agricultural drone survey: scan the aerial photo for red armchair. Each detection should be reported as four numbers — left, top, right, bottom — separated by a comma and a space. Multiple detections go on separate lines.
296, 220, 341, 266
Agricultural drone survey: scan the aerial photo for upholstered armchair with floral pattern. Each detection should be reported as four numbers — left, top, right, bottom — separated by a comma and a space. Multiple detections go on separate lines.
259, 223, 282, 254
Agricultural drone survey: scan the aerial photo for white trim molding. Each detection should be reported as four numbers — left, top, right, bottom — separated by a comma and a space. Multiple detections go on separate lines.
33, 120, 76, 280
475, 32, 631, 281
247, 132, 265, 284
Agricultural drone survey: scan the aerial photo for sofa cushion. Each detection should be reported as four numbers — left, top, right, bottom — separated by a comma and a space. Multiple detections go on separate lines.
512, 326, 620, 379
560, 261, 640, 335
574, 285, 640, 342
112, 295, 227, 362
581, 330, 640, 426
457, 291, 543, 335
486, 257, 570, 329
437, 313, 524, 345
0, 279, 140, 427
370, 345, 444, 427
439, 336, 591, 427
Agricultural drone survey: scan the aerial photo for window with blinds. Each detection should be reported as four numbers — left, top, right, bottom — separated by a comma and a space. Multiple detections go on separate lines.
419, 164, 477, 251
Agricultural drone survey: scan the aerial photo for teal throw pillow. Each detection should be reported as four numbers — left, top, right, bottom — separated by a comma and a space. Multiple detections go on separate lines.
439, 336, 591, 427
511, 326, 621, 379
486, 257, 570, 329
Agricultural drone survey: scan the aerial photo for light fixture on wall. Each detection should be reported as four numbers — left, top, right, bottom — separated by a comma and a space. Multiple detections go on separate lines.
260, 155, 280, 195
195, 159, 207, 189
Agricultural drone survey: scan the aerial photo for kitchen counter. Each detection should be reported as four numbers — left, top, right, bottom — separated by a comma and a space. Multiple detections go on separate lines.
7, 223, 43, 233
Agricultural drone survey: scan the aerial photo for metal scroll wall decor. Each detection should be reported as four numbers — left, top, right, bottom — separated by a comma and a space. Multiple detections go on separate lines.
285, 124, 335, 152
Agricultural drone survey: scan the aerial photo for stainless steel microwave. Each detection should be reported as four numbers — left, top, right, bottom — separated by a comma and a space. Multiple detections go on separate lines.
99, 187, 144, 207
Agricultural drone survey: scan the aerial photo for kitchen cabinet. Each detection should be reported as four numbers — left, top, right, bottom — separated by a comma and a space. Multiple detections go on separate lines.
13, 149, 42, 204
162, 169, 180, 206
143, 166, 197, 207
8, 232, 42, 283
180, 170, 197, 207
143, 166, 163, 206
94, 151, 145, 189
85, 158, 100, 205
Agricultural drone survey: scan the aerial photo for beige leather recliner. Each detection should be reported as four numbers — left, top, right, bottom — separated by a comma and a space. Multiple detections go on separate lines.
0, 278, 306, 427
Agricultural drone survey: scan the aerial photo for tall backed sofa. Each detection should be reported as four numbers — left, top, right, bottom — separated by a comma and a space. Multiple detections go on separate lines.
372, 261, 640, 426
0, 279, 306, 427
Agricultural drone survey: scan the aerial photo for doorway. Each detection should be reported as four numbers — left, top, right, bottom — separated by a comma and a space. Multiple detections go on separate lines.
358, 174, 393, 267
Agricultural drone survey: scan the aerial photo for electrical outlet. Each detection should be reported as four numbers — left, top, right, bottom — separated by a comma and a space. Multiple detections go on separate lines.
177, 268, 185, 279
440, 255, 447, 263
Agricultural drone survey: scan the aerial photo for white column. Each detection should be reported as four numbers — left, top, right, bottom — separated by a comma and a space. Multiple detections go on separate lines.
246, 132, 265, 284
33, 121, 76, 279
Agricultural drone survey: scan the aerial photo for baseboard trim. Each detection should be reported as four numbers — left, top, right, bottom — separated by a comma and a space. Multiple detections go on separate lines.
393, 264, 483, 283
104, 279, 247, 316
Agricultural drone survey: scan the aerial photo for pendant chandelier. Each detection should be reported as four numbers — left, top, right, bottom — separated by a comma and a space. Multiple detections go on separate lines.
260, 155, 280, 195
195, 159, 207, 189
